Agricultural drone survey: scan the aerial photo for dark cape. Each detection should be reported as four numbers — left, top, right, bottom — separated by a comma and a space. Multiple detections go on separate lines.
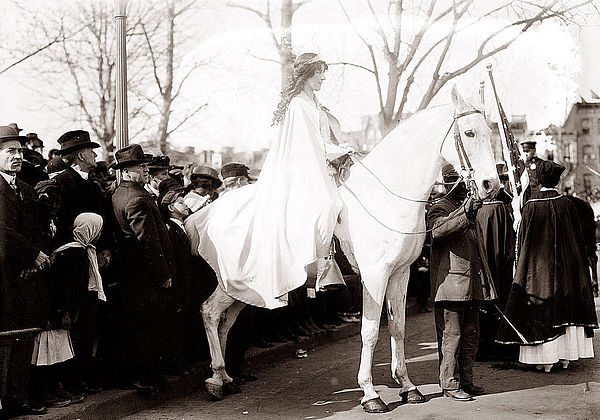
496, 190, 598, 345
474, 188, 515, 307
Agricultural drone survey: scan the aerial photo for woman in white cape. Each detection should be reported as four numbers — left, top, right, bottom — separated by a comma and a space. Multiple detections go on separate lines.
188, 53, 348, 309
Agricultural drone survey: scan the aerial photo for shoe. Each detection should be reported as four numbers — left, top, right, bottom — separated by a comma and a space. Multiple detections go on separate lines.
339, 314, 357, 323
461, 384, 484, 396
443, 388, 473, 401
419, 305, 432, 313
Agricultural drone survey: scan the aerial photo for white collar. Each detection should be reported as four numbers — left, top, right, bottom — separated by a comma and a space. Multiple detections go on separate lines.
170, 218, 185, 230
146, 183, 159, 196
540, 187, 558, 192
0, 171, 16, 185
71, 166, 89, 180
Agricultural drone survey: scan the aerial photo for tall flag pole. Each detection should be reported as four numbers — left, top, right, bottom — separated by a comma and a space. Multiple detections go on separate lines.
115, 0, 129, 182
479, 80, 485, 120
486, 64, 529, 230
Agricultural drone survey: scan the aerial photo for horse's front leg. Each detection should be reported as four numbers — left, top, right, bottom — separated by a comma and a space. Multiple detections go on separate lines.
218, 300, 246, 390
201, 286, 236, 400
358, 280, 389, 413
386, 267, 425, 404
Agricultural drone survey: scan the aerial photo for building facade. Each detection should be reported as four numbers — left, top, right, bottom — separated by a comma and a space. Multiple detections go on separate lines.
555, 99, 600, 200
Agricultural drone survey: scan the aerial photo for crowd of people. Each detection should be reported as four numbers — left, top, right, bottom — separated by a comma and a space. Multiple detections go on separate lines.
1, 50, 599, 418
0, 123, 365, 418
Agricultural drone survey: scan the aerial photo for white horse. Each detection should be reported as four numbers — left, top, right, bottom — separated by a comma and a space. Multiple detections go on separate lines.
185, 85, 499, 411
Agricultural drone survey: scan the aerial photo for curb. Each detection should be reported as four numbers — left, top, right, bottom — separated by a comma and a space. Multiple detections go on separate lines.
16, 298, 420, 420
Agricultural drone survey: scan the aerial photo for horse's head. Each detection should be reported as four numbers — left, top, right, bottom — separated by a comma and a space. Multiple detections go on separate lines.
440, 85, 500, 200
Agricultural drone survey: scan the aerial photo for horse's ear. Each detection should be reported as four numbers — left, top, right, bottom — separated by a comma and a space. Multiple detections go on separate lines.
450, 85, 466, 110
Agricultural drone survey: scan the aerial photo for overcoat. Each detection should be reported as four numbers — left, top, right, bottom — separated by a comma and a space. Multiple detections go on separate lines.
427, 196, 495, 302
54, 167, 108, 246
0, 176, 46, 332
112, 180, 173, 362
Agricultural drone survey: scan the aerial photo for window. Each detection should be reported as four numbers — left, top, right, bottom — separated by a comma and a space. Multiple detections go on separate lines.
597, 119, 600, 134
582, 118, 591, 134
582, 145, 594, 163
583, 173, 592, 192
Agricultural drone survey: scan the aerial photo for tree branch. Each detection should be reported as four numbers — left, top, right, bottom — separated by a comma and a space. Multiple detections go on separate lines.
328, 61, 375, 74
167, 102, 208, 135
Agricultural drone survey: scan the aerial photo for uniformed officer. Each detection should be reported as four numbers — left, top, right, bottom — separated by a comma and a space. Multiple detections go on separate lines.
520, 140, 542, 198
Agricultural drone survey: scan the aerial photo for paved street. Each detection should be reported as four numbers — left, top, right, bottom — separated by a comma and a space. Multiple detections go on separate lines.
124, 299, 600, 419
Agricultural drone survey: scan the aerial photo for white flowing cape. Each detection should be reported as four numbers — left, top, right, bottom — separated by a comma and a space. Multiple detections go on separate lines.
185, 93, 343, 308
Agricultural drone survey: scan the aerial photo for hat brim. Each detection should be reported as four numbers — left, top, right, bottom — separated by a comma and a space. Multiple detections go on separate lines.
0, 135, 27, 144
112, 157, 153, 170
56, 142, 101, 155
191, 174, 223, 188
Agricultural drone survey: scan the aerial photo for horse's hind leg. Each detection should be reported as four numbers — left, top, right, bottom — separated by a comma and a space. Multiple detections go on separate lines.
218, 300, 246, 386
201, 286, 236, 400
358, 279, 388, 413
386, 267, 425, 403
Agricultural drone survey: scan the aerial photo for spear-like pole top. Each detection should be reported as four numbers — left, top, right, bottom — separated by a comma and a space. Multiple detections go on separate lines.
486, 63, 493, 71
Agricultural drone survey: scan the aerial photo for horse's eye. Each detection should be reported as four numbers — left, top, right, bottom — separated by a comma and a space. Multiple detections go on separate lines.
464, 130, 475, 138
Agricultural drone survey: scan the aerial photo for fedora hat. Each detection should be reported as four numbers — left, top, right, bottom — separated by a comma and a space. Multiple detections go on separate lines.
221, 162, 252, 180
148, 155, 171, 170
25, 133, 44, 146
56, 130, 100, 155
8, 123, 23, 133
113, 144, 153, 169
191, 165, 222, 189
0, 125, 26, 146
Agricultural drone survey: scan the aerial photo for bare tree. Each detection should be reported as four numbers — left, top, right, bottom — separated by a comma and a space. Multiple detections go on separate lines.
137, 0, 212, 154
10, 1, 149, 157
7, 0, 215, 157
337, 0, 595, 135
227, 0, 316, 88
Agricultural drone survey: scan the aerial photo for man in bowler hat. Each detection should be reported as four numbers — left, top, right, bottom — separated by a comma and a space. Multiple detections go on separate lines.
53, 130, 108, 247
111, 144, 174, 391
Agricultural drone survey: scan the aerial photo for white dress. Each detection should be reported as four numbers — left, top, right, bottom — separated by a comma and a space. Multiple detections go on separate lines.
186, 92, 344, 308
519, 326, 594, 365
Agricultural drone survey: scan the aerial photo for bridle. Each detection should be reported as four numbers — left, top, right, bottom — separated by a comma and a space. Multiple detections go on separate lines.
339, 108, 484, 235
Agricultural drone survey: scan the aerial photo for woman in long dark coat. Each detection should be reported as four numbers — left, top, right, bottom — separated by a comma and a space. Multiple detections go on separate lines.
496, 160, 598, 371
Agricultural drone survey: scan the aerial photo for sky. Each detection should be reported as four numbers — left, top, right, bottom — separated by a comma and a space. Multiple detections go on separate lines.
1, 0, 599, 156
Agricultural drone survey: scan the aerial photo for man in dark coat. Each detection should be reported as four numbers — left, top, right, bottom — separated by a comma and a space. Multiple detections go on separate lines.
146, 156, 171, 201
520, 140, 542, 202
160, 189, 193, 368
111, 144, 174, 391
496, 161, 598, 348
53, 130, 110, 247
427, 164, 491, 401
0, 126, 49, 416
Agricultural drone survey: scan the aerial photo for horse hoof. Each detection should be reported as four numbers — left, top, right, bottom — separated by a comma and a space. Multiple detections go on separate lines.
400, 388, 426, 404
362, 397, 389, 413
205, 381, 223, 401
223, 380, 242, 396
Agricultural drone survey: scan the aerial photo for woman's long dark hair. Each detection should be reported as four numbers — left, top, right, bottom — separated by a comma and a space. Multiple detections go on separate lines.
271, 53, 328, 125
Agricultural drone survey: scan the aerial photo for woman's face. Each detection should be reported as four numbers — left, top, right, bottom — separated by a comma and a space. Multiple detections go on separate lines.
304, 65, 326, 92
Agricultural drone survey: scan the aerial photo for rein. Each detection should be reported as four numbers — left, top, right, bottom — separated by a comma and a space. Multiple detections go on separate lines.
340, 109, 482, 235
